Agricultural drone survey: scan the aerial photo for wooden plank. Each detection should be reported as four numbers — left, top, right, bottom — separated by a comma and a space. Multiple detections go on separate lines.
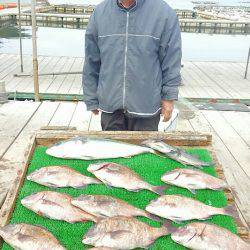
0, 101, 59, 208
69, 102, 91, 131
20, 56, 55, 93
0, 136, 36, 227
0, 101, 41, 159
202, 110, 250, 177
34, 56, 62, 93
48, 102, 77, 127
190, 111, 250, 227
44, 57, 74, 94
220, 111, 250, 147
35, 130, 212, 147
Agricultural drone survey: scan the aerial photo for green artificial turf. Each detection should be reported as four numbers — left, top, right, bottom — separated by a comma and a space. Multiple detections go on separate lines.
2, 146, 237, 250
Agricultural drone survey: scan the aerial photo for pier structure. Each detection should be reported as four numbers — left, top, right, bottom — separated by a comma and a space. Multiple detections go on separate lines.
5, 12, 249, 34
0, 4, 249, 34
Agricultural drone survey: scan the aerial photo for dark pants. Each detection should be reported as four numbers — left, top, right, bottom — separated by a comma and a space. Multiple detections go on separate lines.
101, 110, 160, 131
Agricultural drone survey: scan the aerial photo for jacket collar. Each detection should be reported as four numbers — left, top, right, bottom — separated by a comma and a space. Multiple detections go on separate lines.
115, 0, 145, 11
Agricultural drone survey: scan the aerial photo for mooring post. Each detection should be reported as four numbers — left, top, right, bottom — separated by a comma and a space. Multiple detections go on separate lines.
31, 0, 40, 101
18, 0, 24, 72
244, 46, 250, 79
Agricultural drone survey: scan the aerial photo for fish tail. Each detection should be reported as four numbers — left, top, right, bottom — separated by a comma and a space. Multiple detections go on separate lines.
145, 212, 162, 222
222, 205, 239, 218
201, 161, 215, 167
151, 185, 167, 195
161, 220, 178, 235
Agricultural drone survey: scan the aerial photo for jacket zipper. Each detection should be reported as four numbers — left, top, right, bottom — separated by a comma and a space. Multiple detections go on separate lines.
123, 11, 130, 109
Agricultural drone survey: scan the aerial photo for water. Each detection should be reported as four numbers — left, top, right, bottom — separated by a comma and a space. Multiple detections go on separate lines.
0, 0, 249, 62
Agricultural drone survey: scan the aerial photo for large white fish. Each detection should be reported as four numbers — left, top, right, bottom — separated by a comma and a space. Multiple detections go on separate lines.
161, 168, 228, 194
82, 216, 172, 249
21, 191, 98, 223
27, 166, 101, 188
87, 162, 166, 195
142, 140, 213, 167
72, 194, 160, 221
0, 223, 65, 250
146, 195, 236, 222
46, 137, 154, 160
171, 222, 249, 250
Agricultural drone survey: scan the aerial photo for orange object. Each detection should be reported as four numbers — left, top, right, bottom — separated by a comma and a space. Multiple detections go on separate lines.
0, 5, 4, 10
7, 3, 17, 8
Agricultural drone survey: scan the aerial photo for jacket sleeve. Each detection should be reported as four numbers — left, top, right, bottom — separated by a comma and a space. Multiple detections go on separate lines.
159, 10, 182, 101
82, 11, 101, 111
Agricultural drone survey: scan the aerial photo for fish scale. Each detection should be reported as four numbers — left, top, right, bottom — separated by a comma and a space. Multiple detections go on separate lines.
0, 223, 65, 250
46, 137, 154, 160
161, 168, 228, 194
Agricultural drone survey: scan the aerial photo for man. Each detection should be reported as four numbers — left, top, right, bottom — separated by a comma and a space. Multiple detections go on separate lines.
83, 0, 182, 131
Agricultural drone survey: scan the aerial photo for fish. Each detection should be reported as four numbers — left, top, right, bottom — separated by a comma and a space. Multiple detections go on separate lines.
142, 140, 213, 167
145, 195, 236, 223
46, 137, 154, 160
87, 162, 166, 195
171, 222, 249, 250
27, 165, 101, 188
71, 194, 160, 221
21, 191, 98, 223
161, 168, 228, 194
82, 216, 172, 249
0, 223, 65, 250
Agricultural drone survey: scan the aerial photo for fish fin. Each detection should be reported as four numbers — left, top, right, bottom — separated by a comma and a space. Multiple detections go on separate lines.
201, 161, 215, 167
71, 184, 87, 189
123, 155, 132, 159
162, 220, 178, 234
172, 219, 183, 224
188, 188, 197, 195
223, 205, 239, 219
145, 212, 162, 222
108, 230, 132, 240
151, 185, 167, 195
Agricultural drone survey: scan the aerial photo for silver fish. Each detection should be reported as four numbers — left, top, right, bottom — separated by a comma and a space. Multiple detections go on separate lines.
161, 168, 228, 194
82, 216, 171, 249
87, 162, 166, 195
171, 222, 249, 250
21, 191, 98, 223
0, 223, 65, 250
142, 140, 213, 167
27, 165, 101, 188
46, 137, 154, 160
72, 194, 159, 221
146, 195, 236, 222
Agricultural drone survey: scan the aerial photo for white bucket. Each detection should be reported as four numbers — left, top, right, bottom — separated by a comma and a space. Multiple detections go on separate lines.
0, 81, 8, 104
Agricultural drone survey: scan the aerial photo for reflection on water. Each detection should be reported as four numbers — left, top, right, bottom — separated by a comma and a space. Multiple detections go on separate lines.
0, 26, 31, 38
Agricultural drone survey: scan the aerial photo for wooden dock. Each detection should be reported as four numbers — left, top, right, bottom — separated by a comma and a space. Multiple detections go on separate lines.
0, 100, 249, 230
0, 54, 249, 100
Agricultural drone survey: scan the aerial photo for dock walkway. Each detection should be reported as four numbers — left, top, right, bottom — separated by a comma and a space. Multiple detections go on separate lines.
0, 100, 249, 229
0, 54, 249, 100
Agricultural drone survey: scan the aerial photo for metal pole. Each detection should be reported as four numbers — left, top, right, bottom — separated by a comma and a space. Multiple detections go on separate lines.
31, 0, 40, 101
244, 46, 250, 79
18, 0, 24, 72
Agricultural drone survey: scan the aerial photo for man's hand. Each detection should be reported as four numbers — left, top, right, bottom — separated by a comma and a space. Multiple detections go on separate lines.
91, 109, 99, 115
161, 100, 174, 122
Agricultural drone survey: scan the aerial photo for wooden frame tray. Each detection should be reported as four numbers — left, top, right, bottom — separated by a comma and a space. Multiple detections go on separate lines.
0, 130, 249, 245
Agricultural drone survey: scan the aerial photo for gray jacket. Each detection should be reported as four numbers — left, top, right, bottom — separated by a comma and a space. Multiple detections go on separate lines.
83, 0, 182, 117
